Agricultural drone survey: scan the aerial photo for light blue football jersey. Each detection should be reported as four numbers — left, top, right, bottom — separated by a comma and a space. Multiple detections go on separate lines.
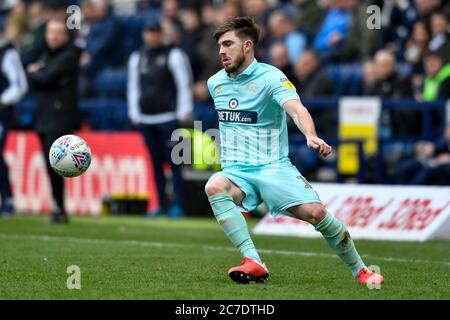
207, 59, 300, 169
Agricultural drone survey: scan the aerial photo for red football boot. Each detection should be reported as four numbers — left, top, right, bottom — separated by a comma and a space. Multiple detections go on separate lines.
357, 267, 385, 285
228, 257, 269, 284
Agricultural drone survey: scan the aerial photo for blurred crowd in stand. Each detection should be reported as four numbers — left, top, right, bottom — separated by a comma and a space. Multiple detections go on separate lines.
0, 0, 449, 189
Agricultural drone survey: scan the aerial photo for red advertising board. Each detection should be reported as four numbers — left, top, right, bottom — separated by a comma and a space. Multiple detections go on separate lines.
4, 131, 158, 215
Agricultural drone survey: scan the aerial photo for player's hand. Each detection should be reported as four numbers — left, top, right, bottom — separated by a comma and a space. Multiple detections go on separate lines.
306, 136, 332, 158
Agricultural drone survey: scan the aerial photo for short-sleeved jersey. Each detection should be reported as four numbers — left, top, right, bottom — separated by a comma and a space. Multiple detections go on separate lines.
207, 59, 300, 169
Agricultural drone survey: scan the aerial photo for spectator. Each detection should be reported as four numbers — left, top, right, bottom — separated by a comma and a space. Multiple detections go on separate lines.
293, 49, 335, 136
395, 124, 450, 185
4, 0, 28, 49
185, 0, 243, 75
241, 0, 272, 59
241, 0, 270, 22
26, 18, 82, 223
361, 59, 378, 95
414, 0, 449, 27
162, 0, 182, 29
381, 0, 418, 56
80, 0, 121, 75
268, 42, 296, 82
75, 0, 96, 49
20, 0, 51, 66
293, 49, 335, 98
193, 4, 226, 103
428, 12, 450, 58
313, 0, 354, 60
292, 0, 326, 38
222, 0, 242, 19
413, 52, 450, 127
404, 21, 430, 74
160, 0, 183, 46
369, 49, 412, 97
0, 23, 28, 216
127, 18, 193, 218
20, 0, 67, 65
179, 8, 203, 80
330, 0, 380, 62
422, 53, 450, 101
394, 139, 434, 184
267, 9, 307, 65
370, 49, 418, 137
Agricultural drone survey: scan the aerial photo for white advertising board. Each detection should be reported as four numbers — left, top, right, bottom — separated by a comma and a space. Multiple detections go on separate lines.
253, 183, 450, 242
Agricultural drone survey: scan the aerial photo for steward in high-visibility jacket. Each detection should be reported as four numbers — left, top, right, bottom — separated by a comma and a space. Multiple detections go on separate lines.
423, 56, 450, 101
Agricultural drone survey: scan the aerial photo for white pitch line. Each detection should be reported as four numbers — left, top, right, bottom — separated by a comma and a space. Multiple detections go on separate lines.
1, 233, 449, 267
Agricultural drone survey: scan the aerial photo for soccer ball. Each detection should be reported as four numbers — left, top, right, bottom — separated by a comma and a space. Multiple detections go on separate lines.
49, 134, 92, 178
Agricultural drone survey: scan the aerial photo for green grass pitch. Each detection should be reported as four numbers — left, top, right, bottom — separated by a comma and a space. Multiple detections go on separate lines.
0, 215, 449, 299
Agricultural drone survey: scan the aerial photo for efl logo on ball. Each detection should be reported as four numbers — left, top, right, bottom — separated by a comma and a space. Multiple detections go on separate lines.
49, 134, 92, 178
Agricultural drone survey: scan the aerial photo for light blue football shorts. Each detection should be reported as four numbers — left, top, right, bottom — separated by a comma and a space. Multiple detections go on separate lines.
208, 160, 322, 217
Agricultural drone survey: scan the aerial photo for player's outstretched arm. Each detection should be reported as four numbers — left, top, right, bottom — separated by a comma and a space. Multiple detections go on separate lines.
283, 99, 332, 158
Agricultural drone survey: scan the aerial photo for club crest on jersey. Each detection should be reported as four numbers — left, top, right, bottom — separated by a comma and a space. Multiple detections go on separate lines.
247, 82, 258, 94
228, 98, 239, 109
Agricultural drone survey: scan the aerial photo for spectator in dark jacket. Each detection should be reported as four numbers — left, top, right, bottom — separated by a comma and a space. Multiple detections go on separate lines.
428, 12, 450, 59
293, 49, 335, 136
369, 49, 416, 137
330, 0, 380, 62
293, 49, 335, 98
179, 7, 203, 81
292, 0, 326, 38
395, 123, 450, 185
404, 21, 430, 74
381, 0, 418, 56
368, 49, 412, 97
361, 59, 378, 95
268, 42, 296, 83
192, 5, 225, 104
78, 0, 121, 96
414, 0, 450, 29
26, 18, 81, 223
80, 0, 121, 74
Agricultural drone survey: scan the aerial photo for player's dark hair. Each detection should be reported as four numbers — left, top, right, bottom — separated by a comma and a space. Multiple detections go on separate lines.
213, 17, 260, 47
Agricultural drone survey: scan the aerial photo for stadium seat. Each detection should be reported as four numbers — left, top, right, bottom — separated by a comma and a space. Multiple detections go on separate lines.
325, 63, 412, 96
325, 64, 363, 95
117, 14, 145, 61
80, 98, 132, 131
289, 141, 320, 176
93, 68, 128, 98
193, 102, 219, 131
